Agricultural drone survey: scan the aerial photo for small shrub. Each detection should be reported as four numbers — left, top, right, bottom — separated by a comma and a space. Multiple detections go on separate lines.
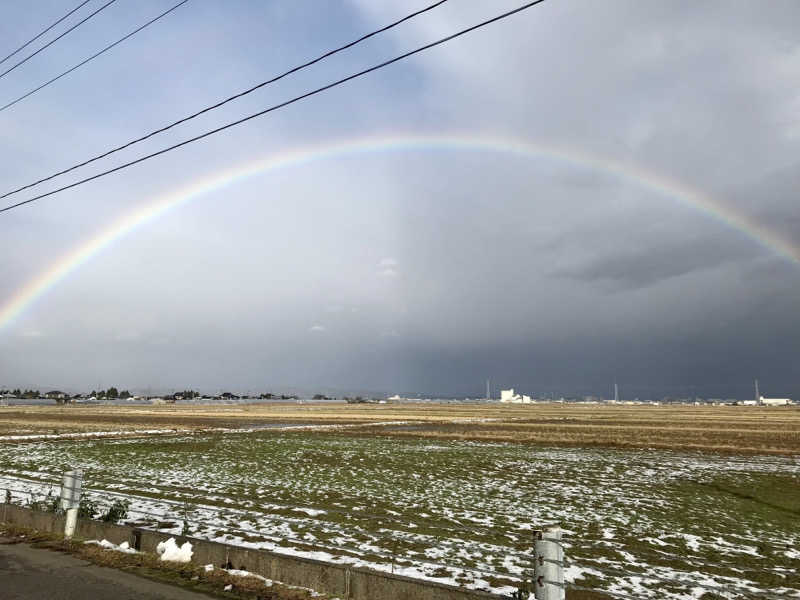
78, 497, 99, 519
508, 580, 533, 599
101, 499, 129, 523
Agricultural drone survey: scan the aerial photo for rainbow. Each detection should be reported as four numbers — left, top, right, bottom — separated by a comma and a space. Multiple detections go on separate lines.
2, 133, 798, 330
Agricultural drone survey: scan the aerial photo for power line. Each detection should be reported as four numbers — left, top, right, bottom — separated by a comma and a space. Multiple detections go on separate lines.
0, 0, 93, 67
0, 0, 549, 215
0, 0, 190, 114
0, 0, 119, 81
0, 0, 449, 202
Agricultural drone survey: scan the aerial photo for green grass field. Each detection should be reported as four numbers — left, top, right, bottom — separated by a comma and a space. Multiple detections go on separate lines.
2, 430, 798, 598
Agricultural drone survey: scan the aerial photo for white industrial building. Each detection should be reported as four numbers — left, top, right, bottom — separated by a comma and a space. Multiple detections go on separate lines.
754, 380, 792, 406
760, 396, 792, 406
500, 388, 533, 404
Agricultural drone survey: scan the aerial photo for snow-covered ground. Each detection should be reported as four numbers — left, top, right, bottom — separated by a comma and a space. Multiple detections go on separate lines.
1, 432, 798, 598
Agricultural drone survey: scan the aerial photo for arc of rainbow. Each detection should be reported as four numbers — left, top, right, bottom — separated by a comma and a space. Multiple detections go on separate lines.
2, 133, 798, 331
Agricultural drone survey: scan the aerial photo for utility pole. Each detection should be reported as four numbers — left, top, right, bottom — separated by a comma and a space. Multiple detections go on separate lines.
486, 378, 490, 400
755, 379, 760, 404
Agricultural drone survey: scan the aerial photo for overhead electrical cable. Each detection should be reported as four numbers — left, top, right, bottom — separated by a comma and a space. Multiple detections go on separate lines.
0, 0, 119, 81
0, 0, 191, 114
0, 0, 449, 202
0, 0, 93, 67
0, 0, 549, 215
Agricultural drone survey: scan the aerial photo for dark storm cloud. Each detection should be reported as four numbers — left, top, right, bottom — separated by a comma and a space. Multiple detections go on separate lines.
553, 232, 766, 290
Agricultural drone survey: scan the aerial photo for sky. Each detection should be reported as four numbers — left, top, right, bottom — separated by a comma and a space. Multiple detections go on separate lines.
0, 0, 798, 399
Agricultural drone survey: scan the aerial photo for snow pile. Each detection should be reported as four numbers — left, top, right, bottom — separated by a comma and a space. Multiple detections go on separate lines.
156, 537, 193, 562
84, 539, 139, 554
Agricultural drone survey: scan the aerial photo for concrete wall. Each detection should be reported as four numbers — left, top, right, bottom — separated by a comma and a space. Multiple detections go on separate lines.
1, 503, 504, 600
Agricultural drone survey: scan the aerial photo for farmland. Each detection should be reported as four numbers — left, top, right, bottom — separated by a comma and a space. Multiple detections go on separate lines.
1, 404, 799, 599
2, 402, 800, 454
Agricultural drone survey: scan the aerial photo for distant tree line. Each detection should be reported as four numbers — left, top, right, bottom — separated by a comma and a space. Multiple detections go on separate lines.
2, 389, 41, 399
1, 387, 337, 404
0, 387, 132, 403
89, 388, 132, 400
343, 396, 383, 404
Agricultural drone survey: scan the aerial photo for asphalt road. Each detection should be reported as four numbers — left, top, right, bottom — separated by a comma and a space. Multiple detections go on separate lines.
0, 541, 217, 599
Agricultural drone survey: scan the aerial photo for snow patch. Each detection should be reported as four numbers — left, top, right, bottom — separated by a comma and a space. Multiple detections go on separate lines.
156, 537, 193, 562
224, 568, 330, 597
565, 564, 605, 582
2, 429, 176, 441
84, 539, 139, 554
293, 507, 326, 517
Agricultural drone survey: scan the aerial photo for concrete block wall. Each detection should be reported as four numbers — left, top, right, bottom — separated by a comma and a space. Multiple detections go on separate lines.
1, 503, 504, 600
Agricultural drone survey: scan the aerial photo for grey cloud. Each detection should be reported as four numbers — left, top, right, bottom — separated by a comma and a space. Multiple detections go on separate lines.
1, 1, 799, 398
728, 162, 800, 248
553, 234, 764, 291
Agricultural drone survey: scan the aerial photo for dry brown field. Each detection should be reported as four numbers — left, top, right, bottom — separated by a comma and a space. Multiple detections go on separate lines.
2, 402, 799, 455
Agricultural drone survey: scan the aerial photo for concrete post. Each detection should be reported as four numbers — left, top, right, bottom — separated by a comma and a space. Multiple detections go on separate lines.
60, 469, 83, 539
60, 469, 83, 511
64, 507, 78, 539
533, 525, 565, 600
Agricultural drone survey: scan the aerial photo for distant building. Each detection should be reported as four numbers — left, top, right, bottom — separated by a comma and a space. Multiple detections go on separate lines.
500, 389, 533, 404
754, 379, 792, 406
760, 396, 792, 406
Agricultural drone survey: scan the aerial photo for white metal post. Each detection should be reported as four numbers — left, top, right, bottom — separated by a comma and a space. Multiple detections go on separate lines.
60, 469, 83, 539
533, 525, 565, 600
